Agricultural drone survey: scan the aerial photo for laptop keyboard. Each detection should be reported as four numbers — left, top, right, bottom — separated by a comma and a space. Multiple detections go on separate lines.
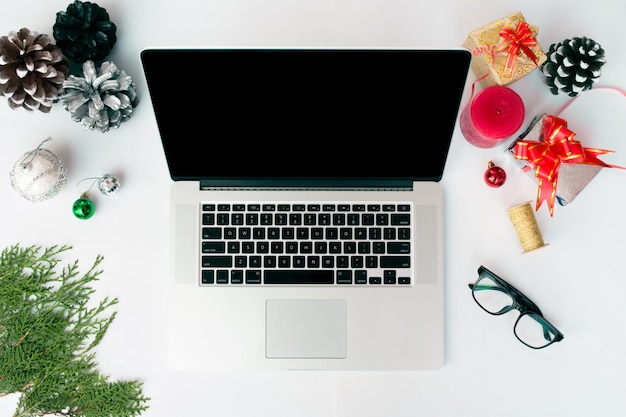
200, 202, 412, 286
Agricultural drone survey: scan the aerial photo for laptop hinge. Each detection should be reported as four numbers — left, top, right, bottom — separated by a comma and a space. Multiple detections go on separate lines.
199, 179, 415, 191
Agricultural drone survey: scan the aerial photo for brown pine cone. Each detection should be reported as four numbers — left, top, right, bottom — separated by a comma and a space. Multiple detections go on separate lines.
0, 28, 69, 112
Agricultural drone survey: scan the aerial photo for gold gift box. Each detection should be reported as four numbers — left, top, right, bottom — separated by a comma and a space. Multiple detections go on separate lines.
463, 11, 547, 87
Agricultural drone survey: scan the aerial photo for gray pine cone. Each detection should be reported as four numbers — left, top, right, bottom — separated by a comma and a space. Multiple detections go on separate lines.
59, 60, 138, 132
541, 36, 606, 97
0, 28, 69, 112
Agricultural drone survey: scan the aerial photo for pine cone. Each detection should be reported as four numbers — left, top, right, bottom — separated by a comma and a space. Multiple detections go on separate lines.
0, 28, 69, 112
53, 0, 117, 63
541, 36, 606, 97
59, 60, 138, 132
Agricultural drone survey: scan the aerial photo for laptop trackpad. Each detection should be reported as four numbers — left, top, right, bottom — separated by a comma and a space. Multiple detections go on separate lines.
265, 299, 347, 359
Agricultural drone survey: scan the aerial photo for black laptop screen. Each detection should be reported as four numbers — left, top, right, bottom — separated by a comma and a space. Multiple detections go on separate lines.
140, 48, 471, 183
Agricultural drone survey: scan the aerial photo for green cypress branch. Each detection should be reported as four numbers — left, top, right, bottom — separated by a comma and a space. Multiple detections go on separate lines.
0, 244, 149, 417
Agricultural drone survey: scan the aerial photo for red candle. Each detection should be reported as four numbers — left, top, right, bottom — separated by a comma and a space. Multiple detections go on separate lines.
460, 85, 525, 148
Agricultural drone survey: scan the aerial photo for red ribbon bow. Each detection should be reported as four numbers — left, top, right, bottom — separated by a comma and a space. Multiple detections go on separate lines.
513, 115, 620, 216
496, 21, 539, 73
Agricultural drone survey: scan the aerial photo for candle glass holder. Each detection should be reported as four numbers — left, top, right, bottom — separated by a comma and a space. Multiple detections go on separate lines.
460, 86, 525, 148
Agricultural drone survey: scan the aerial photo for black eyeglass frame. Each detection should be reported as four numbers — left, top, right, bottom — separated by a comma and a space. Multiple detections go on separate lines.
468, 265, 564, 349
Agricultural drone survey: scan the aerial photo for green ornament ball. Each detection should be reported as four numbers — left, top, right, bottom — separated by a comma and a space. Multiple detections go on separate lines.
72, 195, 95, 219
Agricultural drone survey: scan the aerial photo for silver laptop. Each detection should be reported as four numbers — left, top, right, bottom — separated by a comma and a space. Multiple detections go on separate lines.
140, 48, 471, 371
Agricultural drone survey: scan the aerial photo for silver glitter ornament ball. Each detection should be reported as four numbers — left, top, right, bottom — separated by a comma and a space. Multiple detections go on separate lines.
97, 174, 120, 196
10, 147, 68, 202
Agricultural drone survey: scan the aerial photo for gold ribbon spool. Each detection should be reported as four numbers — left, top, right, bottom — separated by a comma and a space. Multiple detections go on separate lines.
507, 201, 549, 253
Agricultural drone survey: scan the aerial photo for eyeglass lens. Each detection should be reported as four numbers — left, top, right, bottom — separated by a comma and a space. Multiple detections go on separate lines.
472, 275, 514, 315
514, 313, 560, 349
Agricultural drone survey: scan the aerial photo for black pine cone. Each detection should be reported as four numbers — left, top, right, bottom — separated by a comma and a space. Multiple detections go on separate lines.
0, 28, 69, 112
541, 36, 606, 97
53, 0, 117, 63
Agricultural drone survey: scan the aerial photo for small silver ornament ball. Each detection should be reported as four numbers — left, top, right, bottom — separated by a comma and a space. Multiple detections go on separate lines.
98, 174, 120, 196
10, 148, 68, 202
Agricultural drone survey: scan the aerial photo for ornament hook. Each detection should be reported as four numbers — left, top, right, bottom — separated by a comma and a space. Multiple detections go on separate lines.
76, 174, 121, 196
21, 137, 53, 169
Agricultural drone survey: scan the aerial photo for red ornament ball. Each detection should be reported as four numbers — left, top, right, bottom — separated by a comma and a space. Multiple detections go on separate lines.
484, 161, 506, 187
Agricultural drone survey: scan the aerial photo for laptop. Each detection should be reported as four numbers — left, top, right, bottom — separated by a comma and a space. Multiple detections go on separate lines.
140, 48, 471, 371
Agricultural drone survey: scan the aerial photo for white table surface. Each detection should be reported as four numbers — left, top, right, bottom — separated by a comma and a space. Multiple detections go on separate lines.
2, 1, 626, 416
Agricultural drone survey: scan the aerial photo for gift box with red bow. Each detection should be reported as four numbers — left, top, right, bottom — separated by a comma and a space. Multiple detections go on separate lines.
463, 11, 547, 87
507, 113, 621, 216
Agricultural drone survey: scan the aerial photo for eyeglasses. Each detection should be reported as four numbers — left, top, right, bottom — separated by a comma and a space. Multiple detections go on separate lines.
469, 266, 564, 349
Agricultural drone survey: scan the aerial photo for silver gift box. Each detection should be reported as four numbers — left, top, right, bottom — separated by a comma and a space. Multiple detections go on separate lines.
506, 113, 602, 206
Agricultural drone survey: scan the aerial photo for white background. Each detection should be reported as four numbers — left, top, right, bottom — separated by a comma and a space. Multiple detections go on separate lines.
2, 1, 626, 416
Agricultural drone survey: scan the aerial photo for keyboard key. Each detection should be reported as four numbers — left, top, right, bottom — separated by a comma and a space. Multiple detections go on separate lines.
384, 275, 397, 285
387, 242, 410, 254
322, 256, 334, 268
380, 256, 411, 268
333, 213, 345, 225
355, 270, 368, 284
391, 214, 411, 225
202, 242, 225, 253
202, 227, 221, 239
216, 270, 229, 283
231, 270, 244, 284
227, 242, 240, 253
307, 256, 320, 268
376, 214, 389, 225
246, 270, 262, 284
201, 270, 214, 284
336, 270, 353, 284
202, 256, 232, 267
265, 270, 334, 284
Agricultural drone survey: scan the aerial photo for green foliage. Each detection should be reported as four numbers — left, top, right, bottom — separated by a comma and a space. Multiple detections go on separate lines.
0, 244, 149, 417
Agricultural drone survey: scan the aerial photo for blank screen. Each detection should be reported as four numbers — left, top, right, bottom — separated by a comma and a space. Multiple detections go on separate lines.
141, 48, 471, 183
